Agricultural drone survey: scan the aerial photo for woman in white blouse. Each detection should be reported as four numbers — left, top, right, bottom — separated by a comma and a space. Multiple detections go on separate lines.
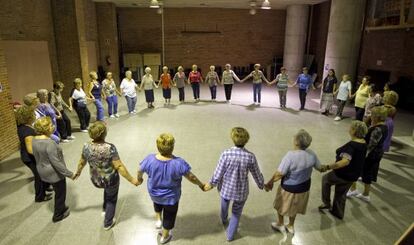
222, 64, 241, 103
69, 78, 91, 132
120, 70, 139, 114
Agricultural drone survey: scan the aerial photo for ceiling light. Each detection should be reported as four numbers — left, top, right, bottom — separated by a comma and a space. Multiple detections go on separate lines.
150, 0, 160, 8
249, 8, 256, 15
249, 1, 257, 7
261, 0, 271, 9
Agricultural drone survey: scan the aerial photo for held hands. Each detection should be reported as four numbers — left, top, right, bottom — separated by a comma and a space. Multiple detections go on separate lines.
131, 178, 140, 186
71, 172, 80, 180
319, 165, 329, 173
264, 182, 274, 192
202, 183, 214, 192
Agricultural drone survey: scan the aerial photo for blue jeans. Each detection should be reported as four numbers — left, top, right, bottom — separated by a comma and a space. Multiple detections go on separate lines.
221, 197, 246, 241
253, 83, 262, 103
106, 95, 118, 116
191, 83, 200, 99
94, 99, 104, 121
209, 85, 217, 99
125, 96, 137, 113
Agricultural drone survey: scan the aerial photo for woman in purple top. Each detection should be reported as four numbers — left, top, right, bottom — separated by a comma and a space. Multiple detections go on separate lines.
292, 67, 315, 110
36, 89, 61, 142
87, 71, 105, 121
137, 133, 205, 244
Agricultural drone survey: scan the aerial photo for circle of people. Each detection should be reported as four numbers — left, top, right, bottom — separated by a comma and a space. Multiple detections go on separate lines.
14, 62, 400, 244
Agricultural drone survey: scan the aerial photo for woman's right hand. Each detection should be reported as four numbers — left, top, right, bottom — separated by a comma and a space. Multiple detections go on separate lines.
131, 178, 140, 186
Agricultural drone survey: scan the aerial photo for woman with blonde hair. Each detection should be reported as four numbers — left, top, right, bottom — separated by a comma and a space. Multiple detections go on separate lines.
173, 66, 187, 102
382, 91, 399, 152
74, 122, 139, 230
69, 78, 91, 132
160, 66, 173, 105
16, 106, 52, 202
351, 76, 371, 121
140, 67, 159, 108
205, 65, 221, 101
102, 72, 121, 118
265, 129, 323, 234
222, 64, 241, 103
204, 127, 264, 241
86, 71, 105, 121
242, 64, 270, 105
137, 133, 205, 244
32, 117, 76, 222
37, 89, 61, 141
187, 64, 203, 102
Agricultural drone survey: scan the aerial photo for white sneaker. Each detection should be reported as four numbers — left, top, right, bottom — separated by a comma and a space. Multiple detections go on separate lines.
286, 225, 295, 234
271, 222, 285, 233
61, 139, 70, 143
81, 130, 88, 133
67, 136, 76, 140
101, 211, 106, 217
160, 234, 172, 244
356, 193, 371, 202
346, 190, 360, 198
155, 219, 162, 229
114, 114, 120, 118
110, 115, 115, 118
334, 116, 342, 121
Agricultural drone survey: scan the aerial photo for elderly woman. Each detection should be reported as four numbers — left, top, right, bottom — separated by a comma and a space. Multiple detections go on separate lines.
16, 106, 51, 202
86, 71, 105, 121
319, 69, 338, 115
269, 67, 289, 109
137, 133, 205, 244
292, 67, 315, 111
140, 67, 159, 109
382, 91, 398, 152
120, 70, 139, 114
74, 122, 139, 230
187, 64, 203, 102
37, 89, 60, 140
102, 72, 121, 118
204, 127, 264, 242
160, 66, 173, 105
352, 76, 371, 121
319, 120, 368, 219
32, 117, 76, 222
173, 66, 187, 102
264, 129, 323, 234
334, 74, 352, 121
50, 81, 74, 142
69, 78, 91, 132
205, 65, 221, 101
347, 106, 388, 202
222, 64, 241, 103
241, 64, 270, 105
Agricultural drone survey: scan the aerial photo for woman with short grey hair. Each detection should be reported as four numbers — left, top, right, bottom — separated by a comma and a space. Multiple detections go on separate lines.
265, 129, 323, 234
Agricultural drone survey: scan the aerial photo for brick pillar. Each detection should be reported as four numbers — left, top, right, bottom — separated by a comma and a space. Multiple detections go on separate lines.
51, 0, 94, 98
96, 2, 120, 81
0, 43, 19, 160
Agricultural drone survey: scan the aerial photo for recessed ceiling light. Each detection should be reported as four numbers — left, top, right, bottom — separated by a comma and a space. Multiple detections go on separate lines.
261, 0, 271, 9
150, 0, 160, 8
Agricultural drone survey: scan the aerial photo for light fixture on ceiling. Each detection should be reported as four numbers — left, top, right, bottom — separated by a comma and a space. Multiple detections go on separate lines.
249, 1, 256, 15
150, 0, 160, 8
157, 1, 163, 14
261, 0, 271, 10
157, 7, 163, 14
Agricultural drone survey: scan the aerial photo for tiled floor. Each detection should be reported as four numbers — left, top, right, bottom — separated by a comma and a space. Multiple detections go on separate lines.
1, 84, 413, 245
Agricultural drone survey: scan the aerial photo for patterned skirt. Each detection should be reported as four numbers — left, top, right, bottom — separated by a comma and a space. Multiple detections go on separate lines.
320, 92, 334, 112
273, 185, 310, 216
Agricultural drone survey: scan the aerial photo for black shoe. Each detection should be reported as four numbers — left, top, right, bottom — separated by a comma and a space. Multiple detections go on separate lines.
329, 210, 343, 220
35, 193, 53, 203
53, 207, 70, 223
318, 204, 331, 210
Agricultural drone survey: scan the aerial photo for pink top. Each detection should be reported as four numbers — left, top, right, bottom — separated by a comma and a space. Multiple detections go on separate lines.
189, 71, 202, 83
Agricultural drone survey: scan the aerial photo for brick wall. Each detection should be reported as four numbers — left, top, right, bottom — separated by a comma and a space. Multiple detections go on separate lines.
96, 2, 120, 80
0, 0, 60, 81
117, 8, 286, 75
309, 0, 331, 82
359, 29, 414, 82
0, 44, 19, 161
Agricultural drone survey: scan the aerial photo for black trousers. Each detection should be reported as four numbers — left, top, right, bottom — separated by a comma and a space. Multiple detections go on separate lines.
321, 171, 352, 219
336, 100, 347, 117
299, 89, 307, 109
103, 184, 119, 227
154, 202, 179, 230
191, 83, 200, 99
23, 160, 48, 202
355, 107, 365, 121
362, 153, 383, 184
56, 110, 72, 139
224, 84, 233, 101
51, 179, 68, 222
75, 106, 90, 130
178, 87, 185, 101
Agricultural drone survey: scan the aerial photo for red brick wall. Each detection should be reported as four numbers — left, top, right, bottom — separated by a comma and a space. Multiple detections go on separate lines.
0, 44, 19, 161
359, 29, 414, 82
309, 0, 331, 82
96, 2, 120, 80
0, 0, 60, 81
117, 8, 286, 74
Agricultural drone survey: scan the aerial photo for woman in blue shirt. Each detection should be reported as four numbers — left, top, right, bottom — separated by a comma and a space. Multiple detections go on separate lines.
137, 133, 205, 244
293, 67, 315, 110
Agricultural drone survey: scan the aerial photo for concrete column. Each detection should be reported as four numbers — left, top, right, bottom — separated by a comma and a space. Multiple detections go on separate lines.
323, 0, 366, 81
283, 5, 309, 81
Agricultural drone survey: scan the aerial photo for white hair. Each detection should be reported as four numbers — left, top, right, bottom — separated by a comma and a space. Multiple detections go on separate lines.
145, 67, 151, 73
